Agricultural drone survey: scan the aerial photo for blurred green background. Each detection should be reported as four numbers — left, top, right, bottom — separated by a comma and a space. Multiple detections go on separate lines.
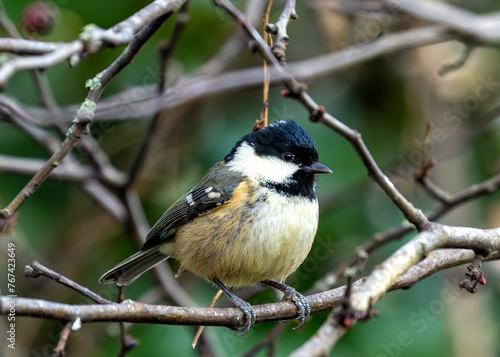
1, 1, 500, 356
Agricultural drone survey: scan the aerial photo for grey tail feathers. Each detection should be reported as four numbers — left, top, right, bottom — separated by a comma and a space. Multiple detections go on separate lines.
99, 247, 169, 286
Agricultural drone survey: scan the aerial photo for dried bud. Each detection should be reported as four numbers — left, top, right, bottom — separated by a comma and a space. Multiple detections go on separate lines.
21, 2, 55, 35
479, 275, 486, 285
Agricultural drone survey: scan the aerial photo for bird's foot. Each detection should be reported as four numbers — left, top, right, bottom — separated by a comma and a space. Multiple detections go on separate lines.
280, 286, 310, 329
213, 278, 256, 336
230, 295, 257, 336
261, 280, 311, 329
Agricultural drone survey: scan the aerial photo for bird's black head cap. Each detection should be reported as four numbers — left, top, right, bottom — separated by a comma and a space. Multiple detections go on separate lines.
225, 120, 319, 166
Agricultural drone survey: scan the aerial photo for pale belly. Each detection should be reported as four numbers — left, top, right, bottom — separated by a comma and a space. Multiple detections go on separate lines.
168, 185, 319, 288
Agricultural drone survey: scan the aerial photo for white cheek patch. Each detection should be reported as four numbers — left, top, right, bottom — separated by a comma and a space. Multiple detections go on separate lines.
227, 142, 298, 183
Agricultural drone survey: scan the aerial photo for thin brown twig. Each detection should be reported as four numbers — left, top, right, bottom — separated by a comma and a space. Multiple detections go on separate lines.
192, 289, 223, 348
115, 287, 138, 357
51, 321, 73, 357
253, 0, 273, 132
262, 0, 273, 129
25, 261, 114, 305
117, 324, 139, 357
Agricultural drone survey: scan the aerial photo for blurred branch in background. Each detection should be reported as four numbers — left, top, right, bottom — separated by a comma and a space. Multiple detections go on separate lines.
0, 0, 500, 357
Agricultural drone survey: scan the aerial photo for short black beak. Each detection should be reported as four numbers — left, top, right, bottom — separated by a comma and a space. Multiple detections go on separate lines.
303, 162, 332, 174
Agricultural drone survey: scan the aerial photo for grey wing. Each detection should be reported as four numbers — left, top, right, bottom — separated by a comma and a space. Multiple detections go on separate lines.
141, 185, 228, 250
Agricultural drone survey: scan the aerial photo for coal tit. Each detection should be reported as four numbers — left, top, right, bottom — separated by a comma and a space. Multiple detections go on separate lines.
100, 120, 331, 335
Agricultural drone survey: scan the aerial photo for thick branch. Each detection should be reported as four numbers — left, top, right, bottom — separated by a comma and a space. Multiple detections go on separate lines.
3, 248, 497, 331
290, 247, 500, 357
350, 224, 500, 313
1, 288, 346, 329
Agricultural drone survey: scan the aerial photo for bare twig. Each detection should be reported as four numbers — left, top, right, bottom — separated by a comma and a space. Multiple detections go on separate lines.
390, 249, 486, 290
255, 0, 274, 131
192, 289, 222, 348
423, 171, 500, 209
157, 2, 189, 91
265, 0, 296, 64
0, 292, 343, 329
25, 261, 114, 305
52, 321, 73, 357
0, 154, 92, 181
383, 0, 500, 43
118, 319, 139, 357
459, 253, 487, 293
0, 41, 84, 86
0, 0, 187, 86
348, 225, 500, 314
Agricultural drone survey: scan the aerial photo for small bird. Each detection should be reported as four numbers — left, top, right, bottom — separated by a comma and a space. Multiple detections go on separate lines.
100, 120, 331, 334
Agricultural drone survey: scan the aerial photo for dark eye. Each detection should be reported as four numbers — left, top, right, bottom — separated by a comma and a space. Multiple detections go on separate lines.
282, 152, 294, 161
